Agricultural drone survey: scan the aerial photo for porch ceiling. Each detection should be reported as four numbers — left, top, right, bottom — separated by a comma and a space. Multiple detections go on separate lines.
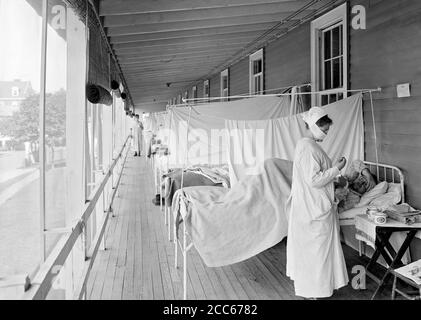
99, 0, 341, 112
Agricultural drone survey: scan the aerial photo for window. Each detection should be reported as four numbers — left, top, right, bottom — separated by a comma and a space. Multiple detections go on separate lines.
0, 0, 133, 300
0, 0, 76, 299
192, 86, 197, 104
11, 86, 20, 97
0, 0, 42, 284
220, 69, 229, 101
203, 80, 210, 102
249, 48, 264, 95
311, 3, 348, 106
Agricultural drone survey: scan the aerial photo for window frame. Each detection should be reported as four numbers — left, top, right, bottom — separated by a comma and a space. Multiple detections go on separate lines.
11, 86, 20, 97
311, 3, 348, 106
220, 68, 229, 101
203, 79, 210, 102
192, 86, 197, 104
249, 48, 264, 95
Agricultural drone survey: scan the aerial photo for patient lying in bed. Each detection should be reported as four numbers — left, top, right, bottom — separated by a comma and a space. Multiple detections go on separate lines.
334, 160, 377, 213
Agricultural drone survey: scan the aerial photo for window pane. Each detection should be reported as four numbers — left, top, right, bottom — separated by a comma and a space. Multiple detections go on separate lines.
86, 103, 94, 193
253, 59, 262, 75
332, 26, 341, 58
324, 61, 332, 90
45, 0, 68, 257
340, 56, 343, 87
321, 95, 329, 106
332, 57, 341, 89
0, 0, 41, 280
339, 24, 343, 56
324, 30, 331, 60
329, 94, 338, 103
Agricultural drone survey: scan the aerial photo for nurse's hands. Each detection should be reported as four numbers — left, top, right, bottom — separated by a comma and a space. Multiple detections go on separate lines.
334, 157, 347, 171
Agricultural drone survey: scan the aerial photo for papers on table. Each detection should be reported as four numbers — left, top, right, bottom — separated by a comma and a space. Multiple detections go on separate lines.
394, 259, 421, 285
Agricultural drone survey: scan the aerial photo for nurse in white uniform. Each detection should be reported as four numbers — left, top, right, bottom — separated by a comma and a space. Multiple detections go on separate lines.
286, 107, 349, 299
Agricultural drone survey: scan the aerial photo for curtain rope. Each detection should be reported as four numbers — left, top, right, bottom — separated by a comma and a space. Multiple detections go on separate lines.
180, 106, 192, 192
165, 108, 173, 172
369, 90, 380, 178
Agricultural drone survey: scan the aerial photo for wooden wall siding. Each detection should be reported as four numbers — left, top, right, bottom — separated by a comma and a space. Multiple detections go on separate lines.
265, 23, 311, 91
229, 57, 249, 96
349, 0, 421, 209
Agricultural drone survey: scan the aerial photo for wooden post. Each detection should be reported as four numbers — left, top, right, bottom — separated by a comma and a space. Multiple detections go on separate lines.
39, 0, 48, 264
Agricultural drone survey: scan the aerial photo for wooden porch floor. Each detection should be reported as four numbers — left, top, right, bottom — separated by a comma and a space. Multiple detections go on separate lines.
86, 155, 394, 300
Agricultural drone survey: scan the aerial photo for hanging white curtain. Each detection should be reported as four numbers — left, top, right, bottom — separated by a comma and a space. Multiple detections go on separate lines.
161, 95, 292, 169
226, 93, 364, 185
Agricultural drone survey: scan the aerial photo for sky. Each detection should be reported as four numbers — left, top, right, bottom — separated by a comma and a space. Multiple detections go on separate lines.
0, 0, 67, 93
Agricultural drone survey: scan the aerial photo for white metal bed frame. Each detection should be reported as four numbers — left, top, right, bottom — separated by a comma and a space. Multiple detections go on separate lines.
339, 160, 405, 256
173, 197, 193, 300
153, 149, 174, 242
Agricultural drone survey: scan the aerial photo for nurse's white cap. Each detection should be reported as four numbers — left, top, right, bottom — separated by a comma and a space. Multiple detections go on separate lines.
302, 106, 328, 126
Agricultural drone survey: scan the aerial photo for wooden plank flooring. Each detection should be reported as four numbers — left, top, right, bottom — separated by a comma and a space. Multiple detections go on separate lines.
87, 155, 396, 300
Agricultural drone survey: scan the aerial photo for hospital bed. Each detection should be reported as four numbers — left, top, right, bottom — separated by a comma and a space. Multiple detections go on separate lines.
171, 158, 292, 299
338, 161, 405, 256
157, 161, 230, 242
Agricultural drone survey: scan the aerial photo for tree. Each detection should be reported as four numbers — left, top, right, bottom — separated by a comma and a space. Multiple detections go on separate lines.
4, 89, 66, 163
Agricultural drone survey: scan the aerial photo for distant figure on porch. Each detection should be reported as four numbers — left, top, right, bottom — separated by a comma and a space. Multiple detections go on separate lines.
133, 114, 143, 157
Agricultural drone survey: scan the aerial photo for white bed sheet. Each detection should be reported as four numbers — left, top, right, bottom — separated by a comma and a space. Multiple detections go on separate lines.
338, 205, 369, 226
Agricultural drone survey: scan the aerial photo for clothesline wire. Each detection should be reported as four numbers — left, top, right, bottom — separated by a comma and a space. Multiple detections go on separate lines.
368, 91, 380, 177
180, 88, 382, 104
147, 84, 311, 113
230, 83, 311, 97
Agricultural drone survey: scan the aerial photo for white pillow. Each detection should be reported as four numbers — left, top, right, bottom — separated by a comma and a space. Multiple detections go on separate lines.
370, 193, 401, 211
387, 182, 402, 198
355, 181, 388, 207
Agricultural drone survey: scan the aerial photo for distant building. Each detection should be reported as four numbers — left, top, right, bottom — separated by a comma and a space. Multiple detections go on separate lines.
0, 80, 34, 149
0, 79, 34, 117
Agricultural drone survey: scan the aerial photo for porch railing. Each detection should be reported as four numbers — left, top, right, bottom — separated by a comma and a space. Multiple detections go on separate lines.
11, 135, 132, 300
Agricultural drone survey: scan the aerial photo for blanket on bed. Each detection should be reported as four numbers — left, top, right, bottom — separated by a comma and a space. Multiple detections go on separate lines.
163, 166, 230, 206
172, 158, 293, 267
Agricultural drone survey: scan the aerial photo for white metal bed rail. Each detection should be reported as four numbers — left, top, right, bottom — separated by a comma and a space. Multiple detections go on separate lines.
174, 218, 194, 300
363, 161, 405, 203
